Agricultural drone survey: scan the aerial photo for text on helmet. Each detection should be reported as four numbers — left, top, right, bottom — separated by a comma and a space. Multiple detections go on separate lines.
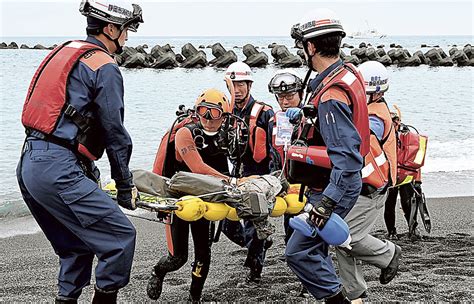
108, 4, 132, 17
367, 76, 388, 87
301, 19, 340, 31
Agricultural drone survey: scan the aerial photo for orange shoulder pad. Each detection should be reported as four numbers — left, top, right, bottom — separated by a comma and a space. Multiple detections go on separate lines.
80, 50, 115, 71
320, 87, 351, 106
263, 104, 273, 112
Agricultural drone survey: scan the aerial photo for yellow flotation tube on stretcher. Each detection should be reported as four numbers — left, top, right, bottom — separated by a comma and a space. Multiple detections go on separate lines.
104, 182, 307, 221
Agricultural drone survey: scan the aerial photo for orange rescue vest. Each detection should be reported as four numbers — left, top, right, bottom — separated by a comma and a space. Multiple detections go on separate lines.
361, 100, 397, 194
286, 63, 370, 189
21, 40, 113, 160
311, 63, 370, 156
247, 101, 272, 163
153, 115, 197, 177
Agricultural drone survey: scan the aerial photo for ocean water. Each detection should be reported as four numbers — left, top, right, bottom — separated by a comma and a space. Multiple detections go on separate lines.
0, 36, 473, 237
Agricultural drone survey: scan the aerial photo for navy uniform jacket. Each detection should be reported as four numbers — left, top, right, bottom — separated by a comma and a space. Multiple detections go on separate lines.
309, 60, 364, 204
47, 36, 133, 185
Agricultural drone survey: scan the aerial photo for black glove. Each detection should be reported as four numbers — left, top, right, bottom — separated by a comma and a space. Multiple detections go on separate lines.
116, 177, 138, 210
308, 196, 336, 229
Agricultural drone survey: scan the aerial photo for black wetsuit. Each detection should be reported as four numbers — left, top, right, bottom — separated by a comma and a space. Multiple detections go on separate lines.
384, 181, 423, 235
153, 123, 229, 299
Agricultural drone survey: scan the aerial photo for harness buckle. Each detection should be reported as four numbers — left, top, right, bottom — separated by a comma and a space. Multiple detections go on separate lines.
22, 141, 31, 153
64, 104, 77, 117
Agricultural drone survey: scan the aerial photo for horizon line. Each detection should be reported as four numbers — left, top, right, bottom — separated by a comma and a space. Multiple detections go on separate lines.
1, 34, 472, 38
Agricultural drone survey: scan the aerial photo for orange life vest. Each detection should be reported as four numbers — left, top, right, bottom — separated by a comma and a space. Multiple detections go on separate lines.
21, 40, 112, 160
286, 63, 370, 189
310, 63, 370, 156
361, 100, 398, 194
152, 115, 197, 177
247, 101, 272, 163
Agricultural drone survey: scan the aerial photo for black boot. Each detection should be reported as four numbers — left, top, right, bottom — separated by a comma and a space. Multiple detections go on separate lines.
380, 245, 402, 284
187, 292, 202, 303
55, 296, 77, 304
147, 269, 166, 300
325, 289, 351, 304
91, 285, 118, 304
297, 284, 309, 298
387, 228, 399, 240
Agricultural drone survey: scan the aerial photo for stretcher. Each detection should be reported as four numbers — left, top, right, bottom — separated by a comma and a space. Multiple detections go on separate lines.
104, 169, 307, 239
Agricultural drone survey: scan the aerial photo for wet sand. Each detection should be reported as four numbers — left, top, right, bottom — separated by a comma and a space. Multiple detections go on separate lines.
0, 196, 472, 302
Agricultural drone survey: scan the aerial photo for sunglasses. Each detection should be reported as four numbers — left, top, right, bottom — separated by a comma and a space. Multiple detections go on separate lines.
277, 92, 298, 101
196, 105, 224, 119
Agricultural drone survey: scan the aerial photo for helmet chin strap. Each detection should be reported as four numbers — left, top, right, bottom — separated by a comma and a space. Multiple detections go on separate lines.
102, 27, 124, 54
303, 42, 315, 71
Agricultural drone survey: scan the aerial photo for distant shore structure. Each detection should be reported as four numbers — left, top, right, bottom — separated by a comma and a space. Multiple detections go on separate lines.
348, 21, 387, 39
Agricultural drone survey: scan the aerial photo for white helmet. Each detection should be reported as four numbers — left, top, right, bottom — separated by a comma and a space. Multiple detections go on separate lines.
291, 8, 345, 42
268, 69, 303, 94
359, 61, 389, 94
80, 0, 143, 32
224, 62, 253, 82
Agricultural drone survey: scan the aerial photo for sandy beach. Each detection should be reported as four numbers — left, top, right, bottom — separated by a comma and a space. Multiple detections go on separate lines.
1, 196, 472, 302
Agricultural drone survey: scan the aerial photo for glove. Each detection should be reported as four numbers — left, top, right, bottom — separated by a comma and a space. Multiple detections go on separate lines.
285, 107, 302, 124
117, 186, 139, 210
308, 196, 336, 229
116, 177, 139, 210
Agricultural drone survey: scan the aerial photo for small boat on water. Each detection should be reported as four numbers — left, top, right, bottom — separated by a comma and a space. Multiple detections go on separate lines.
348, 21, 386, 39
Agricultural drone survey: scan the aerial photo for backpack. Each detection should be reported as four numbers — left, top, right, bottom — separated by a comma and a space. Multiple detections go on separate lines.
396, 124, 428, 186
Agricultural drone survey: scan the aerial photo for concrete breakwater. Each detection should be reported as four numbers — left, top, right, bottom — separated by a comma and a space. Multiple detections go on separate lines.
1, 41, 472, 68
342, 42, 474, 67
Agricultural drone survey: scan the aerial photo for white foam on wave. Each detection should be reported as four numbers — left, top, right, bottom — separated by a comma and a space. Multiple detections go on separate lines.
0, 207, 153, 239
422, 170, 474, 198
0, 216, 41, 238
423, 138, 474, 173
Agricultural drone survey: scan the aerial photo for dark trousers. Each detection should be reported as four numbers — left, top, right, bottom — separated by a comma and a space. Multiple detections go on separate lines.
384, 184, 414, 233
285, 179, 360, 300
222, 219, 268, 273
17, 140, 136, 299
154, 216, 212, 298
283, 214, 295, 245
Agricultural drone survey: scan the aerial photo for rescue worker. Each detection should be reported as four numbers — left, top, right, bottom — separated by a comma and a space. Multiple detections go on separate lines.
384, 111, 425, 240
267, 69, 304, 252
147, 89, 248, 302
284, 9, 370, 302
334, 61, 402, 301
221, 61, 275, 283
16, 1, 143, 303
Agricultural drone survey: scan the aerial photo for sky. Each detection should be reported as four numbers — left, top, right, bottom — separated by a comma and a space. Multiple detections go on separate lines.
0, 0, 472, 37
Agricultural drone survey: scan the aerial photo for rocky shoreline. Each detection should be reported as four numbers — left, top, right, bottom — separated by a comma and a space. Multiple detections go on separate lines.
0, 196, 472, 302
1, 41, 473, 68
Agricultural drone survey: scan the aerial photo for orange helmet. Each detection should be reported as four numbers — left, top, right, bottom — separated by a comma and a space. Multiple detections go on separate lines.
195, 89, 231, 119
